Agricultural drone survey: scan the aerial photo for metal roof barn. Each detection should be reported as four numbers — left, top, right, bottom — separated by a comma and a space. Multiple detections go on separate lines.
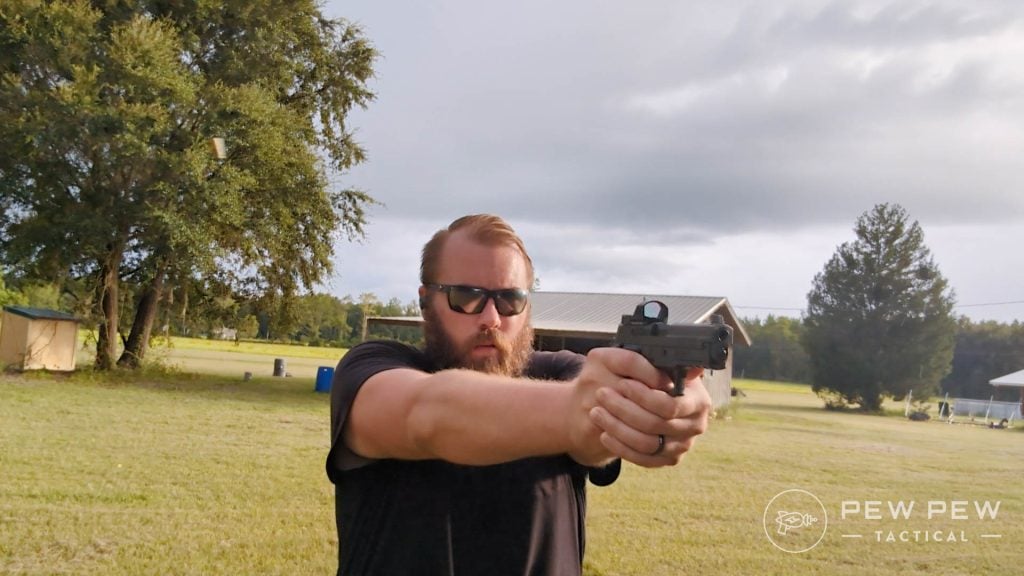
990, 369, 1024, 413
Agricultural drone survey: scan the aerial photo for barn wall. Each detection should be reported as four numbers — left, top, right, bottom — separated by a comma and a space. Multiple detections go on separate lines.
703, 353, 734, 409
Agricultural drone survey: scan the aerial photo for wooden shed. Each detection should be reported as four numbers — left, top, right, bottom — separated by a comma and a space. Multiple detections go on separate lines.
0, 306, 80, 371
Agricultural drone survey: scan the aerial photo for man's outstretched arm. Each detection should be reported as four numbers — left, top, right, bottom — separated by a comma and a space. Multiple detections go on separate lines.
344, 366, 599, 465
343, 347, 710, 468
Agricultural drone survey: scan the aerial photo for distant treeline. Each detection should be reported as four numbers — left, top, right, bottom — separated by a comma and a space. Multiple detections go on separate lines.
734, 315, 1024, 401
0, 276, 421, 349
3, 276, 1018, 399
248, 292, 424, 348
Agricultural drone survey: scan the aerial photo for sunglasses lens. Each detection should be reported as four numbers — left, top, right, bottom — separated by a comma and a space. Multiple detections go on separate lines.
495, 290, 528, 316
436, 285, 529, 316
447, 286, 487, 314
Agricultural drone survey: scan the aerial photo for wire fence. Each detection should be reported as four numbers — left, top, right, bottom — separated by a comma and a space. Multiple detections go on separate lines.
944, 397, 1022, 423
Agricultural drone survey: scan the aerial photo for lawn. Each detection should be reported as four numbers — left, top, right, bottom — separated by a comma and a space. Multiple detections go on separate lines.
584, 387, 1023, 575
75, 335, 347, 379
1, 350, 1021, 575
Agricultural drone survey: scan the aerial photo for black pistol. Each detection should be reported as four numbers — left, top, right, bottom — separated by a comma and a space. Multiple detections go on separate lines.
613, 300, 733, 396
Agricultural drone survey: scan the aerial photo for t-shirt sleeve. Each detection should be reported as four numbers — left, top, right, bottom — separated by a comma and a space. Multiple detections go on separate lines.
587, 458, 621, 486
526, 349, 585, 381
325, 341, 431, 483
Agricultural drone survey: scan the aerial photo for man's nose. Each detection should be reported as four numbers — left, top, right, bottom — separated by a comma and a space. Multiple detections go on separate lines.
476, 296, 501, 329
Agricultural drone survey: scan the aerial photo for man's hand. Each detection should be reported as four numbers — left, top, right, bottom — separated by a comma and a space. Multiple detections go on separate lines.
566, 347, 679, 466
586, 349, 711, 468
564, 350, 616, 467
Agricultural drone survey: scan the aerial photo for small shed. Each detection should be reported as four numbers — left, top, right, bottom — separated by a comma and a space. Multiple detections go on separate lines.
0, 306, 80, 371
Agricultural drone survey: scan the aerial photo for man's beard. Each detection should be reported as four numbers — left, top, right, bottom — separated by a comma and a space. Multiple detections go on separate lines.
422, 308, 534, 377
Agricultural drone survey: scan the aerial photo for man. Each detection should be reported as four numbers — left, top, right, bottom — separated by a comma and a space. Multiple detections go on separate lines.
326, 214, 711, 575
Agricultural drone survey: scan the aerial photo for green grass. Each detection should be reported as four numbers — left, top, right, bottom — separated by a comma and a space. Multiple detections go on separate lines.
586, 379, 1024, 575
74, 334, 346, 379
2, 365, 1021, 574
155, 336, 347, 359
732, 378, 815, 395
1, 370, 336, 575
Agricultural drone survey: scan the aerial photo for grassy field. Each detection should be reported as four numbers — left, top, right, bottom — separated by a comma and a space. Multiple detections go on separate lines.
2, 343, 1022, 575
75, 335, 347, 379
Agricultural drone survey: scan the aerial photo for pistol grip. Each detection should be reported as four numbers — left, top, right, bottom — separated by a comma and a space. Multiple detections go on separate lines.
670, 366, 686, 397
619, 344, 684, 396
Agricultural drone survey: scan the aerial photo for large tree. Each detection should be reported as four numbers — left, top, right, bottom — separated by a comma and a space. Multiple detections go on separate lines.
0, 1, 377, 368
802, 204, 957, 411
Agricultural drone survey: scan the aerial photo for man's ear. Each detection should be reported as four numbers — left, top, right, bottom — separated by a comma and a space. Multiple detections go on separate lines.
418, 286, 428, 310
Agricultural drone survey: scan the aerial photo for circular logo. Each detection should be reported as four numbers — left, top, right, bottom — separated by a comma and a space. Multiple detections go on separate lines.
763, 489, 828, 553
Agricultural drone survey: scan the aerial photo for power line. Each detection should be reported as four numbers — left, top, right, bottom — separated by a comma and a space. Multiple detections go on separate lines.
733, 300, 1024, 312
954, 300, 1024, 308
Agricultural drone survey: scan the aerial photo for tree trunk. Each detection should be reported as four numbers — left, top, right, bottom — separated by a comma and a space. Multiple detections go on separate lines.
94, 247, 123, 370
118, 263, 166, 368
180, 285, 189, 335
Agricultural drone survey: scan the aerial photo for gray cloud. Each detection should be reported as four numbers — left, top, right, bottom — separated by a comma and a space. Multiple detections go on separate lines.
325, 1, 1024, 322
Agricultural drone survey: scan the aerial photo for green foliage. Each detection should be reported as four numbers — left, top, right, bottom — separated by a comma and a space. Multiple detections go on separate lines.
0, 1, 378, 368
237, 314, 260, 340
802, 204, 957, 411
339, 293, 421, 347
942, 318, 1024, 400
0, 274, 64, 311
289, 292, 353, 346
733, 315, 811, 382
17, 281, 62, 309
159, 287, 420, 349
0, 273, 26, 307
817, 389, 850, 411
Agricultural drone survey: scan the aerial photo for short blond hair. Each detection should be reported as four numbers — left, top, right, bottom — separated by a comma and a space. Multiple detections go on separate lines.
420, 214, 535, 287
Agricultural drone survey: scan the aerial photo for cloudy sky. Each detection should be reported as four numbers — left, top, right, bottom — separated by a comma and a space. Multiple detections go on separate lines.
321, 0, 1024, 323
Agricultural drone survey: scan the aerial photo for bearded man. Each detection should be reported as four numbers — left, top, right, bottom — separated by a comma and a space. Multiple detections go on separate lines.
326, 214, 711, 575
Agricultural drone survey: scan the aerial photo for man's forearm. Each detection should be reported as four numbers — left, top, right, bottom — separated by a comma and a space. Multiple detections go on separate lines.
406, 369, 578, 465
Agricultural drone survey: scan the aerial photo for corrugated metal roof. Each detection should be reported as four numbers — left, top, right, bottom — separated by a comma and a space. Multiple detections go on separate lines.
531, 291, 724, 327
531, 292, 750, 346
990, 369, 1024, 388
2, 306, 80, 322
368, 291, 751, 346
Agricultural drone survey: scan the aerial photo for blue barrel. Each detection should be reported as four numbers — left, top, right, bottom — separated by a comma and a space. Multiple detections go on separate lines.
315, 366, 334, 393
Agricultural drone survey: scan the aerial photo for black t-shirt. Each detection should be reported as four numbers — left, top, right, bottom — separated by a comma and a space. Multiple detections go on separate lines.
325, 341, 617, 576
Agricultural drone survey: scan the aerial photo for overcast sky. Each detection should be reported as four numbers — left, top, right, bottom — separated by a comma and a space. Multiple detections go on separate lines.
321, 0, 1024, 323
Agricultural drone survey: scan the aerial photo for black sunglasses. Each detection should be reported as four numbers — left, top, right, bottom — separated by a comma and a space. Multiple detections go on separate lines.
424, 284, 530, 316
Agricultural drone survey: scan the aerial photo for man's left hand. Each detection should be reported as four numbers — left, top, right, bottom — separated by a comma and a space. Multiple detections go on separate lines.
588, 365, 711, 468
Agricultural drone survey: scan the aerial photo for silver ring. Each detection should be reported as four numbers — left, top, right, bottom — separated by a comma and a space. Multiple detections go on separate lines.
651, 434, 666, 456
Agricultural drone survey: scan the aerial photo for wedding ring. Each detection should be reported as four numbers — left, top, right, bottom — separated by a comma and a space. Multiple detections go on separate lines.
651, 434, 666, 456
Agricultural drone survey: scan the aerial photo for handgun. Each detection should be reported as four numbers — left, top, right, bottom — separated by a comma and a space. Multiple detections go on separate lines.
613, 300, 733, 396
